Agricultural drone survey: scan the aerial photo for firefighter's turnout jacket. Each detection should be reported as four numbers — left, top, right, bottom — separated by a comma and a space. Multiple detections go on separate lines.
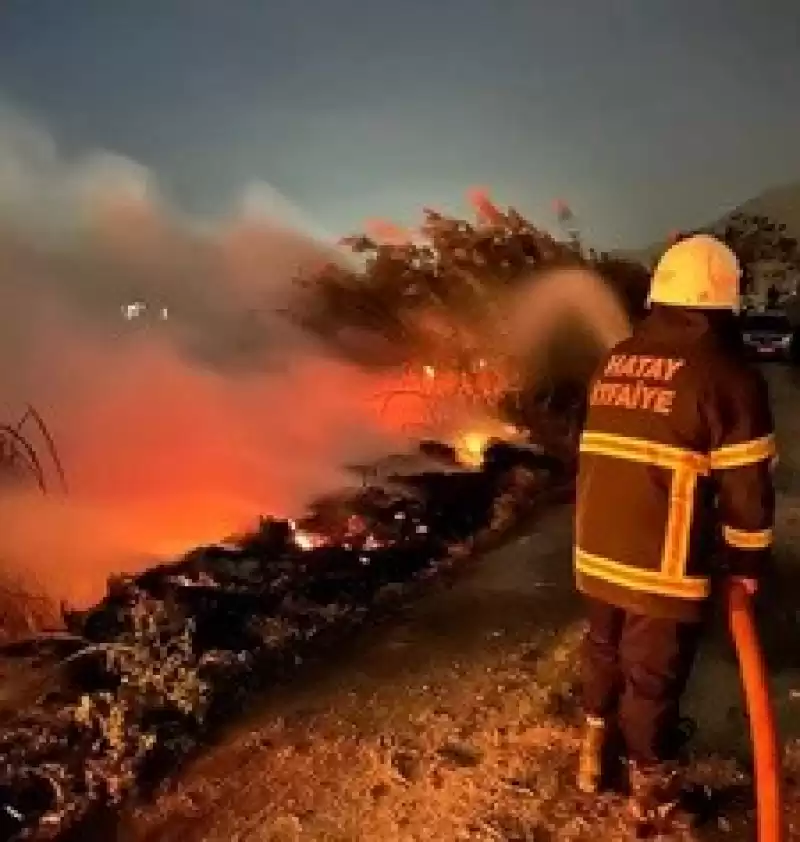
575, 305, 776, 622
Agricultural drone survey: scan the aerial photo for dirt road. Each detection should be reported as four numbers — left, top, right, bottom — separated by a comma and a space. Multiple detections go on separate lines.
113, 365, 800, 842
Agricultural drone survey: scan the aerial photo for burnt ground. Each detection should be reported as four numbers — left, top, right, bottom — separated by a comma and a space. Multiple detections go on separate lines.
104, 365, 800, 842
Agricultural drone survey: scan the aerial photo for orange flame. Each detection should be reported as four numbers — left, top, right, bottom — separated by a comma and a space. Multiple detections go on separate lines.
467, 187, 504, 225
364, 219, 414, 245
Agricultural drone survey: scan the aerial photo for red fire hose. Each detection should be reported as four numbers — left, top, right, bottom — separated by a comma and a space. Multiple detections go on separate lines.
726, 580, 785, 842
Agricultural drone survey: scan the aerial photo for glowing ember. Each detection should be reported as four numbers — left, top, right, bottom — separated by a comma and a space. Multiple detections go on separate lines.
454, 431, 490, 467
289, 520, 328, 551
452, 421, 525, 468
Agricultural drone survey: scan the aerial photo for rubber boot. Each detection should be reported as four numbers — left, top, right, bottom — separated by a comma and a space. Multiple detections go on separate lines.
577, 715, 606, 794
664, 716, 697, 764
627, 761, 682, 826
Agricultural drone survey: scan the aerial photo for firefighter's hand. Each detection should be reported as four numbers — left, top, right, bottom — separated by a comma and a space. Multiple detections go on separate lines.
729, 576, 758, 596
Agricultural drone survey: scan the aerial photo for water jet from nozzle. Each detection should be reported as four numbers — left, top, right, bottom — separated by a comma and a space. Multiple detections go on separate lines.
498, 265, 633, 380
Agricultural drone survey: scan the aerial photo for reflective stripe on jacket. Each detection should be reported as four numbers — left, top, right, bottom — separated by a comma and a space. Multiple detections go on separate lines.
575, 305, 776, 621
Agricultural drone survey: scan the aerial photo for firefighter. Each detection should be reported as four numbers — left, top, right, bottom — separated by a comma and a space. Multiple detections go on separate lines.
574, 234, 776, 821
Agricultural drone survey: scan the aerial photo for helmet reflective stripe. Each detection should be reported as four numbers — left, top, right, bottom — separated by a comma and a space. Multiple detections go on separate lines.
649, 234, 741, 312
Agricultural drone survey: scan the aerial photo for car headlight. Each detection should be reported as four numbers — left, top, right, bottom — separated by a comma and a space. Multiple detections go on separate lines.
742, 333, 753, 342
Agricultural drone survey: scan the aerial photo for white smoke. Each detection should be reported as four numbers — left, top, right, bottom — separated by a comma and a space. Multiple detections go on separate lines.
0, 104, 411, 607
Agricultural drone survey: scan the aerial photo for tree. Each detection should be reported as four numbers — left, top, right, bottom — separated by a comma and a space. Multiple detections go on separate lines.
290, 191, 646, 441
592, 254, 650, 320
292, 191, 642, 356
666, 212, 800, 296
293, 195, 572, 347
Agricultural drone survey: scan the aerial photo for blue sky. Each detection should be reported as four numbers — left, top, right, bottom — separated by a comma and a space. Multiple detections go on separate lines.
2, 0, 800, 247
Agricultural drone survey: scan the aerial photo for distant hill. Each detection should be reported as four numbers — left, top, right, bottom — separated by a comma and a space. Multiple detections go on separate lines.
728, 181, 800, 236
616, 181, 800, 267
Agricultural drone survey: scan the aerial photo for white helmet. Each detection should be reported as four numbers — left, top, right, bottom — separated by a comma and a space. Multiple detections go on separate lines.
649, 234, 741, 312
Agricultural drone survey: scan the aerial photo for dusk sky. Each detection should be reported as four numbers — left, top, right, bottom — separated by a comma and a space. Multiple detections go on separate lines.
2, 0, 800, 247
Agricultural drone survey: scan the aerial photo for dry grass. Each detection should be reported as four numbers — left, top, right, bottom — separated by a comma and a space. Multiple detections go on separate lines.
0, 567, 62, 643
121, 612, 782, 842
124, 621, 591, 842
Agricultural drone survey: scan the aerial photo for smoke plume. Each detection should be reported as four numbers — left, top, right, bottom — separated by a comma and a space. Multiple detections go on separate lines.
0, 106, 411, 608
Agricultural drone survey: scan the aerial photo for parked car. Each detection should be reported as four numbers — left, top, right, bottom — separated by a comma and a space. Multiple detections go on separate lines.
740, 310, 794, 361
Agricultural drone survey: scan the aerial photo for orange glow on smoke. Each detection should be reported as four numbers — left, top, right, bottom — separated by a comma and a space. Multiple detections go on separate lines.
0, 319, 432, 608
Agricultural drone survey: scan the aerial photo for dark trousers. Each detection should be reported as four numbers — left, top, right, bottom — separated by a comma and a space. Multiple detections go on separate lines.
581, 596, 703, 766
